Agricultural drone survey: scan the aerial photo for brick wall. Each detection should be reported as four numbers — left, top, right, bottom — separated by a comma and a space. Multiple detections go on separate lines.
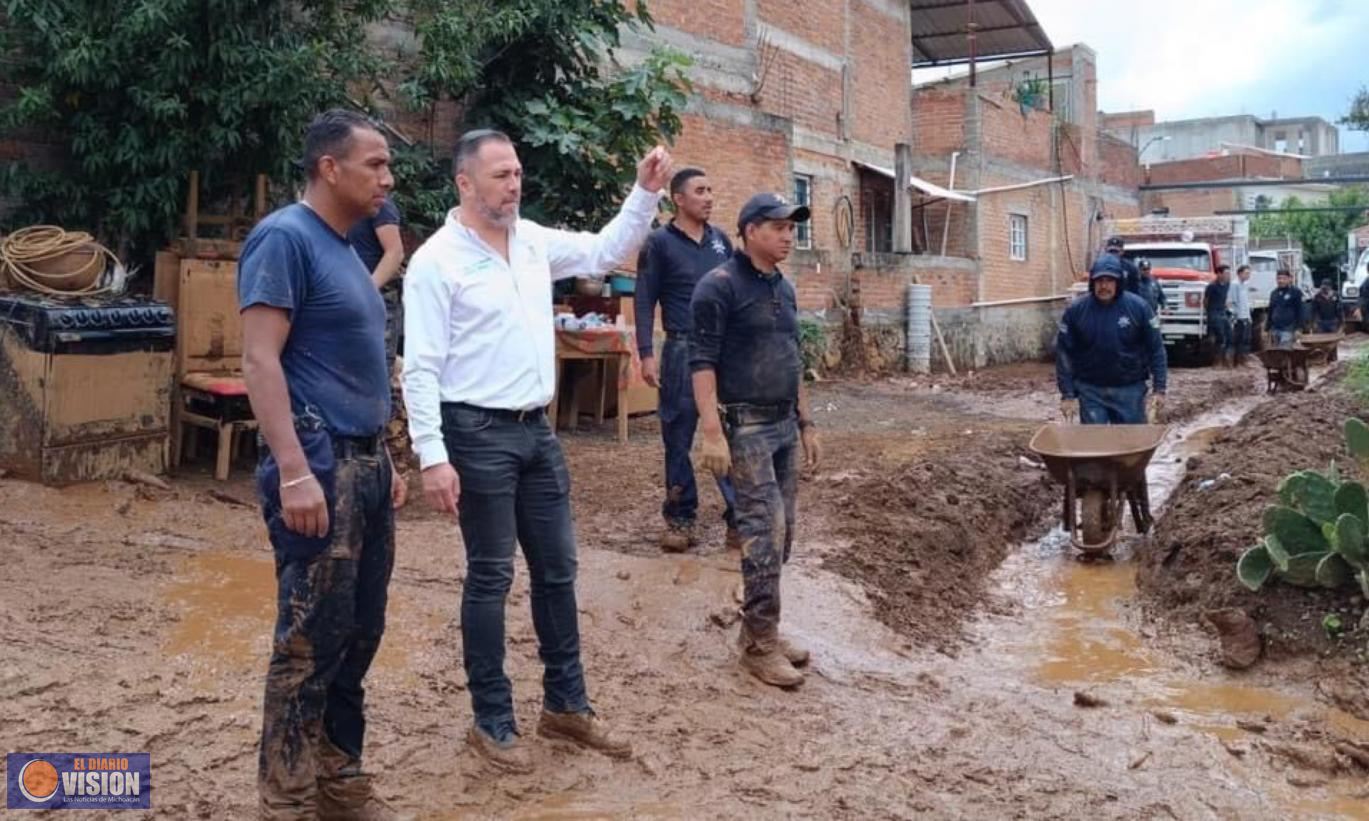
1142, 188, 1241, 217
850, 0, 912, 149
667, 110, 792, 241
756, 0, 845, 55
756, 49, 843, 138
643, 0, 747, 46
981, 96, 1054, 169
1101, 110, 1155, 131
975, 172, 1056, 302
1145, 152, 1302, 185
912, 88, 966, 156
1098, 133, 1142, 189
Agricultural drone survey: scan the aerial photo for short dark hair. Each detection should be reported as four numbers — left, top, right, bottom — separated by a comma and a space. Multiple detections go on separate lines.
1237, 264, 1251, 274
302, 109, 379, 180
670, 168, 706, 197
454, 128, 512, 175
1277, 268, 1292, 277
1216, 264, 1230, 274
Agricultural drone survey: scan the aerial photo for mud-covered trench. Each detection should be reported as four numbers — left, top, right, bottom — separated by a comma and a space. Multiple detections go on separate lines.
1, 359, 1367, 818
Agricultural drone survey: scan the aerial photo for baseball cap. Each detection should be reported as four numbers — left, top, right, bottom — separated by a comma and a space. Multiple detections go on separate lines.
1089, 254, 1124, 281
1105, 235, 1124, 249
737, 192, 811, 234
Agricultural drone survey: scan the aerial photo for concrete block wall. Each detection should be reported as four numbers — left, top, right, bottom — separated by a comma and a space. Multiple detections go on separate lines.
934, 299, 1065, 372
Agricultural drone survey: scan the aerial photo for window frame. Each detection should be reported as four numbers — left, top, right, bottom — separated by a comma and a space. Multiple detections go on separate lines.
1009, 213, 1028, 261
793, 174, 813, 250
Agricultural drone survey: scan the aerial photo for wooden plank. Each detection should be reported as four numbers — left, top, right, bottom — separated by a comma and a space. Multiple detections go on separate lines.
178, 259, 243, 375
0, 331, 50, 478
154, 250, 181, 306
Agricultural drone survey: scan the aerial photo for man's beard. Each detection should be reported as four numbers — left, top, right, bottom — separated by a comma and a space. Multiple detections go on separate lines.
477, 198, 519, 228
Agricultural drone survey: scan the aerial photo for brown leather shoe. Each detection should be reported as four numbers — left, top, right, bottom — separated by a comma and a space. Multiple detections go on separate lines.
740, 649, 805, 688
778, 636, 810, 667
660, 522, 692, 553
466, 725, 533, 774
536, 709, 633, 759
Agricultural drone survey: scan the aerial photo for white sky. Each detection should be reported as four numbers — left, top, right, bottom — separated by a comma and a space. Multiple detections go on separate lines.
917, 0, 1369, 151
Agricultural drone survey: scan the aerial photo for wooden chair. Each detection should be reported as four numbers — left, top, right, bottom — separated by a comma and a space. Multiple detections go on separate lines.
171, 259, 257, 480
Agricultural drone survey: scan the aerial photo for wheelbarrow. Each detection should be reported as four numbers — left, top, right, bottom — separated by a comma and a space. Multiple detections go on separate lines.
1029, 424, 1168, 555
1298, 332, 1342, 365
1255, 347, 1311, 394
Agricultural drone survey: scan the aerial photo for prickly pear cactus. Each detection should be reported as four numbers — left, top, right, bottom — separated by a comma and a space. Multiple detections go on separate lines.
1237, 419, 1369, 594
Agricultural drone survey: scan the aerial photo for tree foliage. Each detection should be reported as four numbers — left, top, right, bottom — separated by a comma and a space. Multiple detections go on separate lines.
1, 0, 690, 255
1341, 86, 1369, 132
1250, 188, 1369, 275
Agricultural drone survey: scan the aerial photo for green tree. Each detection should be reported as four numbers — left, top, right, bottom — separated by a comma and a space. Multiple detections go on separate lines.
393, 0, 691, 231
1341, 86, 1369, 132
1250, 188, 1369, 275
1, 0, 388, 256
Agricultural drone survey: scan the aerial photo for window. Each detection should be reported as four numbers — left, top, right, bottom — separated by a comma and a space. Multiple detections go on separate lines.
1009, 214, 1028, 261
793, 174, 812, 249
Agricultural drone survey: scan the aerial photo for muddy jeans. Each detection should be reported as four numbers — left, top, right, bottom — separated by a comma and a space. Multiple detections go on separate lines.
659, 336, 736, 526
728, 415, 800, 648
1075, 380, 1147, 425
255, 432, 395, 819
381, 282, 402, 365
442, 404, 589, 736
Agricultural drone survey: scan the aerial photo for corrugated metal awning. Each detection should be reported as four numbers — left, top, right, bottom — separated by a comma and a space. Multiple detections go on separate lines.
910, 0, 1053, 67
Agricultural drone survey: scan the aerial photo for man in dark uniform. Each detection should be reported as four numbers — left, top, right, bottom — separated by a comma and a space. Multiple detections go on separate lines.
635, 168, 738, 553
239, 109, 407, 820
1135, 258, 1167, 314
1057, 255, 1167, 425
1090, 235, 1140, 294
1312, 279, 1342, 333
1204, 264, 1233, 367
691, 192, 822, 689
1267, 268, 1304, 348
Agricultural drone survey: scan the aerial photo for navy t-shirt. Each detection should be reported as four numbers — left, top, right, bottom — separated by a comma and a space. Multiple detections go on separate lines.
346, 198, 401, 273
238, 203, 390, 436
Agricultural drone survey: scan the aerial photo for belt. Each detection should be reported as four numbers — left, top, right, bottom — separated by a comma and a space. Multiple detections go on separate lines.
443, 402, 545, 423
333, 434, 383, 458
721, 401, 796, 427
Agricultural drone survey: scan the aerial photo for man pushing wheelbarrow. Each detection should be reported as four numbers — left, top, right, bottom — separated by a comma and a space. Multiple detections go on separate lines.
1039, 255, 1169, 554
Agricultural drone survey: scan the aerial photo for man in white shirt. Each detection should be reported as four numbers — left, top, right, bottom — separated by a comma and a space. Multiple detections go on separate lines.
1228, 263, 1253, 366
402, 129, 671, 772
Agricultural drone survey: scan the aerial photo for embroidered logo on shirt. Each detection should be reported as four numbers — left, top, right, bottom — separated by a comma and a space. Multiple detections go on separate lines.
1118, 316, 1133, 329
711, 238, 727, 256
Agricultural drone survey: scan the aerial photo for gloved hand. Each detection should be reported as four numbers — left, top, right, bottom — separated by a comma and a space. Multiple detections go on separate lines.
698, 427, 732, 477
1147, 393, 1164, 423
1060, 398, 1079, 423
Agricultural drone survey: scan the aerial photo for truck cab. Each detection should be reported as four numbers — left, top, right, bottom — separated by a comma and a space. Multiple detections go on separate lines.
1124, 242, 1218, 357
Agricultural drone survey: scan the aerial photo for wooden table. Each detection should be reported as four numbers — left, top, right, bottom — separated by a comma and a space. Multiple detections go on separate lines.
551, 327, 638, 442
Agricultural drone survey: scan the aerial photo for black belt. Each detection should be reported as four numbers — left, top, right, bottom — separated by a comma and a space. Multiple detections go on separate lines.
443, 402, 545, 423
333, 434, 383, 458
721, 401, 796, 427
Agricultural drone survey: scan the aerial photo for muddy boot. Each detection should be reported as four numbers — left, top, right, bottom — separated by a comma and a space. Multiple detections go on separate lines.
316, 741, 409, 821
536, 709, 633, 759
778, 636, 810, 667
738, 626, 804, 688
725, 526, 742, 552
659, 521, 693, 554
466, 725, 533, 774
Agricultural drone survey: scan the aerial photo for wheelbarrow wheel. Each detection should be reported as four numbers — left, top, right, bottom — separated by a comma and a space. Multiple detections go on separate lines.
1078, 488, 1116, 554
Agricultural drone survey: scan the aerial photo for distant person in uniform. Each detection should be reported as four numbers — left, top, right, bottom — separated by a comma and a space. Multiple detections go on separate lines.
1135, 258, 1167, 315
1204, 264, 1233, 367
1266, 269, 1304, 349
634, 167, 738, 553
1057, 255, 1167, 425
1312, 279, 1342, 334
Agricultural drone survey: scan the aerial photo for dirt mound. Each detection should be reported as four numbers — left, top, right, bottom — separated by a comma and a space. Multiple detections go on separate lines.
1136, 378, 1369, 661
1157, 368, 1261, 424
824, 428, 1056, 650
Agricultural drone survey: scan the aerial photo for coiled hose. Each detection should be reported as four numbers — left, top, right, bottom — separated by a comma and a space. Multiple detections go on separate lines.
0, 225, 117, 296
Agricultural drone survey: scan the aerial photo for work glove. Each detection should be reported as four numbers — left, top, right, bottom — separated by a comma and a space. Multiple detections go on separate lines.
699, 428, 732, 477
1147, 393, 1164, 424
1059, 398, 1079, 423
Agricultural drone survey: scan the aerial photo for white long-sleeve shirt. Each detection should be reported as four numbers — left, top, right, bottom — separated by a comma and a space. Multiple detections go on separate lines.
402, 185, 659, 469
1228, 277, 1252, 321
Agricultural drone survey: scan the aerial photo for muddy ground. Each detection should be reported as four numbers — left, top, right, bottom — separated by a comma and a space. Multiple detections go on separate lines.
3, 359, 1368, 818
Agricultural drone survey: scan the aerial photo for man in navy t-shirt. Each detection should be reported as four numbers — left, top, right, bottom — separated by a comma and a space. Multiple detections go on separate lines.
238, 109, 405, 821
347, 196, 404, 363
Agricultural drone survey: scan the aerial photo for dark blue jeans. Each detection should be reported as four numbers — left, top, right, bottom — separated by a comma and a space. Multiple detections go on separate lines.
1076, 380, 1148, 425
1207, 313, 1232, 354
727, 416, 800, 643
255, 434, 394, 811
1316, 318, 1340, 333
659, 337, 736, 526
442, 404, 588, 736
1233, 319, 1252, 358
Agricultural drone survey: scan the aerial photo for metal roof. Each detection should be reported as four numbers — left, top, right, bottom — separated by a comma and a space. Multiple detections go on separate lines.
909, 0, 1053, 67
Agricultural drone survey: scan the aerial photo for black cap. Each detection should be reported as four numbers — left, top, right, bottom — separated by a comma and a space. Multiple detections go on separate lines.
737, 192, 811, 234
1105, 235, 1124, 249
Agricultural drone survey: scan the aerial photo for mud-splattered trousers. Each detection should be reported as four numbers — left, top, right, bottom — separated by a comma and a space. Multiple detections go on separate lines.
255, 429, 394, 819
441, 403, 590, 737
659, 335, 736, 527
727, 413, 800, 648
